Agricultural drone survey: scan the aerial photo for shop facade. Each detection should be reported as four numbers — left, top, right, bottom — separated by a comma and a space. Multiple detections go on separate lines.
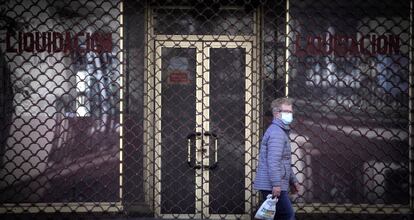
0, 0, 413, 219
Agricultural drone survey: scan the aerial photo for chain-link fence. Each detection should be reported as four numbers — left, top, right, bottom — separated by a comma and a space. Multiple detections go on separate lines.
0, 0, 413, 219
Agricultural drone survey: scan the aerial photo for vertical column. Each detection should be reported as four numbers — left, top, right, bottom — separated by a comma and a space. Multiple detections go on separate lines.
285, 0, 291, 97
153, 41, 163, 216
252, 6, 261, 213
201, 43, 210, 217
143, 6, 155, 212
195, 43, 205, 217
244, 42, 253, 214
409, 0, 414, 210
118, 0, 124, 205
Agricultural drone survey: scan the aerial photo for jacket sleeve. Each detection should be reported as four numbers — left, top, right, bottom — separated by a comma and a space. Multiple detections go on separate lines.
266, 126, 284, 187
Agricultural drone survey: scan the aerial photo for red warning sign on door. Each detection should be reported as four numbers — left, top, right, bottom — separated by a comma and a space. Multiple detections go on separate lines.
168, 70, 190, 84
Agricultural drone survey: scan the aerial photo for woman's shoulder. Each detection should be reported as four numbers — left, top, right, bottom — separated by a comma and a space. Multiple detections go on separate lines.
266, 123, 284, 134
266, 123, 288, 143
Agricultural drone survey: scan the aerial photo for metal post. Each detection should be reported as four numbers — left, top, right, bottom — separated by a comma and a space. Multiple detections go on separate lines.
285, 0, 290, 97
118, 0, 124, 204
410, 0, 414, 210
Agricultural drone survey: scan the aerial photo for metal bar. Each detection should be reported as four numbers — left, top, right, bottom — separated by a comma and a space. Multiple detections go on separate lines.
188, 138, 191, 164
143, 3, 155, 212
151, 6, 246, 10
158, 214, 202, 219
214, 137, 218, 164
285, 0, 290, 97
153, 40, 163, 217
154, 35, 255, 42
410, 0, 414, 210
253, 4, 263, 211
0, 202, 123, 213
294, 204, 412, 215
201, 42, 210, 217
195, 41, 204, 217
204, 214, 251, 220
118, 0, 124, 204
244, 42, 254, 215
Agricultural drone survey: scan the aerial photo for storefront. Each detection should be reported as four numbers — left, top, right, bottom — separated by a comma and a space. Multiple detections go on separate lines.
0, 0, 413, 219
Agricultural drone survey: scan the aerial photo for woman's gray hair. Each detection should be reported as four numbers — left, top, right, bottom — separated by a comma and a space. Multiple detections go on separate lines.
271, 97, 293, 113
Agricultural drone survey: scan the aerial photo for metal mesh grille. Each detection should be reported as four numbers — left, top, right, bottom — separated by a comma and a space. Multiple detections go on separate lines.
287, 0, 410, 207
0, 0, 413, 219
0, 0, 123, 213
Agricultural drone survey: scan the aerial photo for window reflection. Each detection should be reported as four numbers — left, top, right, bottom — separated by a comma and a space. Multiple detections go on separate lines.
76, 70, 90, 117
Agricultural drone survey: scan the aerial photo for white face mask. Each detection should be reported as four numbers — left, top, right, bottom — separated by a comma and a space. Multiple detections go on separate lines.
280, 112, 293, 124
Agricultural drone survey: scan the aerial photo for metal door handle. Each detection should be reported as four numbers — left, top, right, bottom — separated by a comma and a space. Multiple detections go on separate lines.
187, 132, 201, 168
204, 132, 218, 170
187, 138, 191, 164
210, 136, 218, 169
187, 132, 218, 170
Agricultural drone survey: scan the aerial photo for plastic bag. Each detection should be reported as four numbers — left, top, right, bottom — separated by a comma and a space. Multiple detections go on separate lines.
255, 194, 278, 219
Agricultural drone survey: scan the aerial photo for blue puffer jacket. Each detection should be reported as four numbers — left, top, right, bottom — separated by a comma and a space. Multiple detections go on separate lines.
253, 119, 298, 191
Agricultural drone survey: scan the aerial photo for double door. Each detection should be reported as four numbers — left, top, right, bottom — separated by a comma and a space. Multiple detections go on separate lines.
153, 40, 254, 219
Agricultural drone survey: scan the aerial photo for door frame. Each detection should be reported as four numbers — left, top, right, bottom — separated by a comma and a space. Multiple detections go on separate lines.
154, 41, 203, 220
143, 6, 262, 219
145, 39, 258, 219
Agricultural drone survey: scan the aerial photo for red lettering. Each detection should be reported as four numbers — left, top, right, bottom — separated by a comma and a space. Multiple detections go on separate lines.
388, 35, 400, 54
371, 35, 377, 55
53, 32, 63, 52
18, 32, 23, 53
91, 32, 102, 54
23, 32, 34, 52
294, 34, 305, 57
90, 33, 96, 53
64, 32, 72, 53
97, 33, 103, 53
307, 35, 323, 56
35, 32, 47, 52
334, 35, 347, 56
377, 35, 388, 55
6, 31, 116, 54
86, 32, 91, 52
47, 32, 52, 53
101, 33, 112, 53
6, 32, 17, 52
322, 33, 333, 56
359, 35, 370, 55
349, 36, 359, 55
306, 35, 316, 55
74, 32, 84, 53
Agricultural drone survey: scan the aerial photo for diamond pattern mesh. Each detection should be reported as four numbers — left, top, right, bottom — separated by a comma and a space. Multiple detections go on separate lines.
0, 0, 413, 219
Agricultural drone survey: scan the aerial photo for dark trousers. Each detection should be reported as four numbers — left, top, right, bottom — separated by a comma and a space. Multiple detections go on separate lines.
260, 190, 295, 220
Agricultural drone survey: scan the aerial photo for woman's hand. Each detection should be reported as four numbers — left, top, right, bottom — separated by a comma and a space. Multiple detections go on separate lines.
291, 182, 300, 194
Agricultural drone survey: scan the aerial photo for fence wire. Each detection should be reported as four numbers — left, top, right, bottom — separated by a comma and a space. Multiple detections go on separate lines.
0, 0, 413, 219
